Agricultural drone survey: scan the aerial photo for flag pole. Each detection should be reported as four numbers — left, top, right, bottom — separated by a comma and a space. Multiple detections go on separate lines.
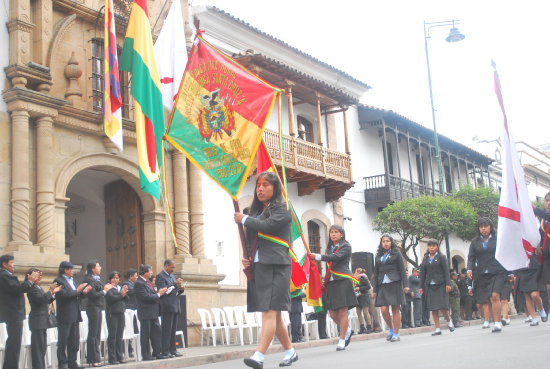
233, 200, 254, 280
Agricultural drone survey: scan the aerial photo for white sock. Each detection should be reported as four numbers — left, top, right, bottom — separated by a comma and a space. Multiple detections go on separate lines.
448, 321, 454, 327
251, 351, 264, 362
532, 318, 539, 323
540, 310, 547, 318
283, 348, 295, 360
345, 327, 352, 339
337, 339, 345, 347
435, 327, 441, 332
494, 322, 502, 328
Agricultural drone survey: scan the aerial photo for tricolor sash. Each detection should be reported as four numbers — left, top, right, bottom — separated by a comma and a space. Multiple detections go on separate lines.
323, 246, 359, 293
257, 232, 298, 262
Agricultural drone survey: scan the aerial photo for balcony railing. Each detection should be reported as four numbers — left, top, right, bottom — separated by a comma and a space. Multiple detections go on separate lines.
363, 174, 444, 208
262, 129, 353, 201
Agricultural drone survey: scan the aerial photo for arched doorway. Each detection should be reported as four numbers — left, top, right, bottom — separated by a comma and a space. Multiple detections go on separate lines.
452, 255, 465, 273
64, 169, 144, 280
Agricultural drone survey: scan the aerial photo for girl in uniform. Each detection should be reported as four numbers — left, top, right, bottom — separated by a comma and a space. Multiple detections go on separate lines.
372, 234, 410, 342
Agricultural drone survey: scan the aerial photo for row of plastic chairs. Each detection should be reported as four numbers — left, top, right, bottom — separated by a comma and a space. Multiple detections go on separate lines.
0, 309, 142, 369
197, 303, 321, 347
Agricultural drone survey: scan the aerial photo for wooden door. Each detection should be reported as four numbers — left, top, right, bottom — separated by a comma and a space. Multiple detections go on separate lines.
105, 180, 143, 276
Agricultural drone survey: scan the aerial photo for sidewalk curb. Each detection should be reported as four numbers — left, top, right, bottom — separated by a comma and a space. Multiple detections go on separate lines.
110, 314, 522, 368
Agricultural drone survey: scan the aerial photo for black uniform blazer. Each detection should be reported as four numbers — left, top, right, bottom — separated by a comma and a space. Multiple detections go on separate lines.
105, 286, 127, 316
156, 270, 183, 314
27, 285, 55, 330
53, 275, 83, 324
356, 274, 372, 305
0, 268, 33, 322
467, 236, 506, 275
244, 201, 292, 265
321, 241, 353, 281
83, 275, 105, 311
135, 276, 160, 320
419, 253, 451, 287
372, 250, 409, 293
123, 280, 137, 310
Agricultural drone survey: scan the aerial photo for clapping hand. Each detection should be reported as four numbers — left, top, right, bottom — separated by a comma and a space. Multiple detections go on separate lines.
103, 283, 114, 292
83, 285, 92, 294
158, 287, 168, 296
121, 284, 128, 296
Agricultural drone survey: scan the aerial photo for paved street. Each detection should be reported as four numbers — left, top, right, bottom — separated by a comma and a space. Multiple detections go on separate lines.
189, 321, 550, 369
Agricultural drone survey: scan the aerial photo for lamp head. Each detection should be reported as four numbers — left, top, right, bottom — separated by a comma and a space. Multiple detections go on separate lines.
446, 27, 465, 43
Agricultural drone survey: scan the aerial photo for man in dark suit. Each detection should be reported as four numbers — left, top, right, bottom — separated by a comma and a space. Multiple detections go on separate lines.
409, 268, 423, 327
27, 268, 62, 369
135, 264, 167, 360
123, 268, 138, 357
0, 254, 39, 369
156, 259, 184, 358
289, 291, 305, 342
54, 261, 91, 369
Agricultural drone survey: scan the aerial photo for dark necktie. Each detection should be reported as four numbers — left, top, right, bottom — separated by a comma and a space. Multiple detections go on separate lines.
147, 280, 154, 291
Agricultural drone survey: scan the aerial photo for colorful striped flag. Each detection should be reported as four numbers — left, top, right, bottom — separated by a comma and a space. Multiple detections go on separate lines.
120, 0, 165, 200
103, 0, 123, 152
165, 34, 282, 200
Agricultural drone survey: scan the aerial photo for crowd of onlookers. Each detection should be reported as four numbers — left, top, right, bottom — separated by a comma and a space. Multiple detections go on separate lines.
0, 254, 185, 369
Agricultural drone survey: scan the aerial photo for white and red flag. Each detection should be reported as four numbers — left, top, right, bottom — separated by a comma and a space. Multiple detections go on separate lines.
154, 0, 187, 111
494, 61, 540, 270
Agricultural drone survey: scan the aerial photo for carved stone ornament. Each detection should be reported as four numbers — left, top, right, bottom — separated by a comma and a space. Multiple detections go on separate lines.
64, 52, 83, 100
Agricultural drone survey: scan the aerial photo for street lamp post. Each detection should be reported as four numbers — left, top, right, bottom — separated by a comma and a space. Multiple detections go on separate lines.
423, 20, 465, 266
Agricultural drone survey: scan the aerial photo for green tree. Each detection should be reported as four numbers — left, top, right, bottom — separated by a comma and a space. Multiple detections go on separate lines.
451, 185, 499, 239
372, 196, 477, 267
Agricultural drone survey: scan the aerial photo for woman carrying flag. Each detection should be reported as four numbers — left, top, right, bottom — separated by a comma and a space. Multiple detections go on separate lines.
372, 234, 410, 342
234, 172, 297, 369
309, 225, 358, 351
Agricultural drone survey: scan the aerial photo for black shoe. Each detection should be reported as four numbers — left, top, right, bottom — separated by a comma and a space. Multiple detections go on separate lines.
59, 366, 69, 369
291, 338, 303, 343
69, 365, 85, 369
345, 329, 354, 347
91, 364, 104, 368
108, 361, 118, 365
117, 360, 125, 364
492, 326, 503, 332
156, 354, 170, 360
542, 315, 548, 323
244, 357, 263, 369
336, 345, 345, 351
279, 352, 298, 367
431, 331, 442, 336
366, 325, 373, 334
143, 356, 156, 361
386, 333, 392, 341
171, 352, 183, 357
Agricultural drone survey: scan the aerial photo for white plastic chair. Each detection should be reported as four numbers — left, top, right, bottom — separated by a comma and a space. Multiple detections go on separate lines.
210, 307, 230, 345
0, 322, 7, 366
326, 314, 339, 338
233, 306, 255, 345
123, 310, 141, 361
223, 306, 245, 346
197, 308, 216, 346
79, 311, 88, 365
19, 319, 32, 369
46, 327, 58, 369
348, 308, 360, 332
300, 303, 319, 341
242, 307, 261, 343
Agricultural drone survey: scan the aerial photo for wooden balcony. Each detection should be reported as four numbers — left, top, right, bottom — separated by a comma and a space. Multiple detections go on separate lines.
262, 129, 354, 202
363, 174, 443, 208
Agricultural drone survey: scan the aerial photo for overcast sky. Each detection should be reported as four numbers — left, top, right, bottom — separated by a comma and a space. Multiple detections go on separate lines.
191, 0, 550, 151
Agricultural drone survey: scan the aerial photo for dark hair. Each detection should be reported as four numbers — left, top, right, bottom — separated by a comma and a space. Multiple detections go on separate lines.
423, 239, 440, 260
164, 259, 174, 267
327, 224, 346, 251
249, 172, 282, 216
0, 254, 14, 268
125, 268, 137, 279
86, 260, 99, 275
25, 267, 40, 281
139, 264, 152, 276
545, 191, 550, 200
376, 234, 397, 257
108, 271, 120, 283
476, 217, 496, 237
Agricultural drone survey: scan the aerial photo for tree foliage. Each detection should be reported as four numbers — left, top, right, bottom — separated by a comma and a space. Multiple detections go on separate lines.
450, 185, 499, 239
372, 196, 477, 267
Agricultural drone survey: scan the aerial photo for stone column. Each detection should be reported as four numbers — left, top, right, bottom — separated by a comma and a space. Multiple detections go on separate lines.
9, 110, 31, 246
33, 0, 53, 65
172, 151, 191, 257
36, 116, 55, 247
188, 164, 204, 257
8, 0, 34, 66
